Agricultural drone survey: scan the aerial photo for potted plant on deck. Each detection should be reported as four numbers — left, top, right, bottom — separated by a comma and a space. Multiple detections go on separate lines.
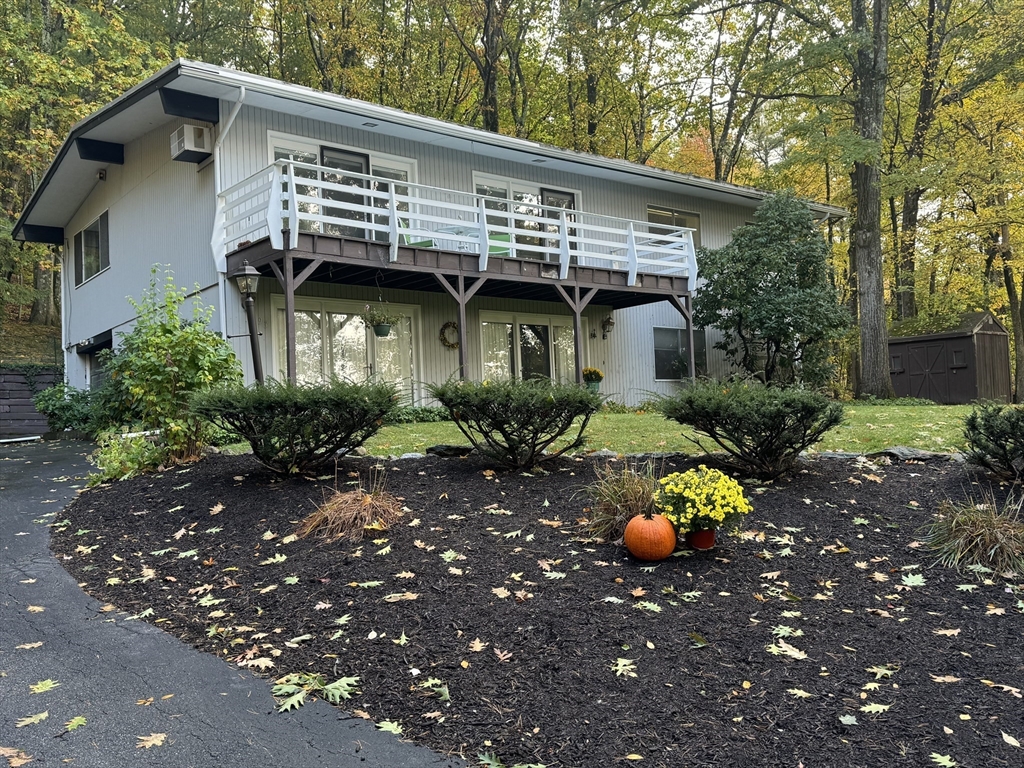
582, 367, 604, 393
361, 304, 402, 338
653, 465, 753, 550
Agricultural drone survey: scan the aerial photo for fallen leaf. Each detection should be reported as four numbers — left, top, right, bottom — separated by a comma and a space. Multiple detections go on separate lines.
630, 587, 647, 598
382, 592, 419, 603
136, 733, 167, 749
986, 604, 1006, 616
929, 754, 956, 767
1001, 732, 1020, 748
469, 638, 488, 652
491, 587, 510, 599
29, 679, 59, 694
787, 688, 814, 698
930, 675, 961, 683
933, 628, 960, 637
0, 747, 33, 767
26, 606, 44, 613
209, 502, 224, 515
15, 711, 48, 727
64, 715, 87, 731
860, 702, 891, 714
493, 647, 512, 662
15, 642, 43, 650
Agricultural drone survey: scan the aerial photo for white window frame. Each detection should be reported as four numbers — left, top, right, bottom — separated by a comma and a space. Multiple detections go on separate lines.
472, 172, 582, 210
478, 310, 585, 382
647, 205, 701, 249
74, 211, 110, 287
270, 295, 421, 399
267, 131, 418, 184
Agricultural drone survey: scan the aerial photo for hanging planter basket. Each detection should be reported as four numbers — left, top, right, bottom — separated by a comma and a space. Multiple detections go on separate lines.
372, 324, 392, 338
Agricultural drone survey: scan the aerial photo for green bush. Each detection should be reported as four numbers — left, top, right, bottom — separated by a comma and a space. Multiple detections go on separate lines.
963, 404, 1024, 482
921, 492, 1024, 574
104, 267, 241, 460
660, 380, 844, 479
190, 379, 398, 474
87, 429, 168, 486
385, 405, 452, 424
34, 382, 105, 434
427, 378, 602, 470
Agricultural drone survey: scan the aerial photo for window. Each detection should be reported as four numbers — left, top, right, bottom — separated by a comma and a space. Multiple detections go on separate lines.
890, 354, 904, 373
74, 212, 109, 286
647, 206, 700, 248
272, 297, 417, 402
480, 311, 579, 383
653, 326, 706, 380
950, 348, 967, 368
473, 173, 580, 261
269, 132, 416, 240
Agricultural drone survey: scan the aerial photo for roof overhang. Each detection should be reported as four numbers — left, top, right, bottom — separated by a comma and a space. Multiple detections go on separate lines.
15, 59, 847, 242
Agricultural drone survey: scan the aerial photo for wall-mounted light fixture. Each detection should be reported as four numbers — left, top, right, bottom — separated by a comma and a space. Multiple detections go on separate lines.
231, 260, 264, 384
601, 315, 615, 339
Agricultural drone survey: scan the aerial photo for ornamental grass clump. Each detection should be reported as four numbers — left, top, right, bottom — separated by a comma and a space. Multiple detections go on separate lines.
653, 465, 753, 534
297, 470, 402, 543
584, 461, 658, 541
920, 491, 1024, 575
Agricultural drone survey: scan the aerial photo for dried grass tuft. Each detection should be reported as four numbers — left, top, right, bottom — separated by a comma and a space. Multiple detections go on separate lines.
921, 490, 1024, 575
297, 469, 402, 543
582, 461, 659, 541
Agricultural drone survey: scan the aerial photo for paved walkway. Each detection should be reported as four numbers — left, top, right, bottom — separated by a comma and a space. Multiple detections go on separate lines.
0, 440, 464, 767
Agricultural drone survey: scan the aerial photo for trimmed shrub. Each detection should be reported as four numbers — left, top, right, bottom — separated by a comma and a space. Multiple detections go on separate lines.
584, 461, 658, 541
191, 379, 398, 474
964, 404, 1024, 482
660, 380, 844, 479
921, 492, 1024, 574
34, 382, 105, 434
427, 378, 602, 470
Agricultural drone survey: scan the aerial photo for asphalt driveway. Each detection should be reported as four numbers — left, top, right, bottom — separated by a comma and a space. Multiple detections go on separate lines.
0, 439, 463, 767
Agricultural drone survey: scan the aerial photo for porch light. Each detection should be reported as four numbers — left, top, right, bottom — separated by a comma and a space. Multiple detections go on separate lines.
233, 260, 261, 297
231, 260, 264, 385
601, 315, 615, 339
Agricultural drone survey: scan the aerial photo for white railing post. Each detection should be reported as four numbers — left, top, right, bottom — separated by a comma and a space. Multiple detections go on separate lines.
267, 164, 284, 250
286, 162, 299, 248
388, 186, 400, 262
558, 209, 571, 280
687, 231, 697, 284
478, 197, 490, 272
626, 221, 639, 286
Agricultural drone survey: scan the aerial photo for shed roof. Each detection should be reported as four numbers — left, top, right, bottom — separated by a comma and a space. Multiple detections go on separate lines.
889, 311, 1008, 342
14, 59, 847, 241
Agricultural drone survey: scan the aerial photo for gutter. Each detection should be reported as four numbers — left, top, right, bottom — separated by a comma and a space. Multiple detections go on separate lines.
211, 87, 247, 338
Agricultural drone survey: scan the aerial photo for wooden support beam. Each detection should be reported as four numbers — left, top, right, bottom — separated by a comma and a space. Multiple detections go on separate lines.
554, 285, 598, 383
434, 274, 487, 379
667, 295, 696, 381
293, 258, 323, 290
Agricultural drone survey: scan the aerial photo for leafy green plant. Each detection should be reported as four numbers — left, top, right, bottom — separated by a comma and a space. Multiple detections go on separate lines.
654, 465, 753, 533
660, 379, 844, 479
103, 266, 241, 460
692, 192, 850, 386
427, 378, 602, 470
190, 378, 398, 474
33, 381, 105, 434
87, 429, 167, 486
963, 404, 1024, 482
360, 303, 402, 327
920, 492, 1024, 574
384, 404, 452, 424
584, 461, 658, 540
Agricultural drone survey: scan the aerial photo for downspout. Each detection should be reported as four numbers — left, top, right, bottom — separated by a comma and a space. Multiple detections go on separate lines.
211, 87, 246, 338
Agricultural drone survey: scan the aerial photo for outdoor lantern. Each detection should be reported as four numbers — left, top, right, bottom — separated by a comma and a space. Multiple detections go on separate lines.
601, 315, 615, 339
231, 260, 264, 384
233, 260, 261, 297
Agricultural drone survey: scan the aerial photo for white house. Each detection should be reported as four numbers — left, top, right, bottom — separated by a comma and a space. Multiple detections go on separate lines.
14, 59, 843, 405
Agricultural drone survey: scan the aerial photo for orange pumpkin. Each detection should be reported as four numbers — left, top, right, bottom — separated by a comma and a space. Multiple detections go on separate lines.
623, 512, 676, 561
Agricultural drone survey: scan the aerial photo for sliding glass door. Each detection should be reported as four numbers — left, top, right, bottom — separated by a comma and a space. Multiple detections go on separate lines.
480, 313, 580, 383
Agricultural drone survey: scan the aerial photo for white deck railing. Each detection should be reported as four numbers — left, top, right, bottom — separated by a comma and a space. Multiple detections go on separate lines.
213, 161, 696, 285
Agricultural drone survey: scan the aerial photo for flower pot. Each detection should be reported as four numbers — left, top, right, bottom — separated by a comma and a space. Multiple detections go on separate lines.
586, 381, 600, 393
372, 323, 392, 338
685, 528, 716, 551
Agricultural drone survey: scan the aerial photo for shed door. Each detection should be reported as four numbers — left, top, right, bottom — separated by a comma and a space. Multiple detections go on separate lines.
907, 344, 949, 403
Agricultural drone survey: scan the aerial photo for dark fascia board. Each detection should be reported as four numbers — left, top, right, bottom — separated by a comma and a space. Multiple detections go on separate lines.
75, 137, 124, 164
74, 329, 113, 354
159, 87, 220, 124
19, 225, 64, 245
12, 60, 187, 242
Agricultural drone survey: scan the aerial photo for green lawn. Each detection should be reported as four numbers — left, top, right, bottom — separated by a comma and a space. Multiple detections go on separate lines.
363, 403, 974, 457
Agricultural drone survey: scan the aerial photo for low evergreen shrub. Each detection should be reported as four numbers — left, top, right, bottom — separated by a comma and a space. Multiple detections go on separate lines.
191, 379, 398, 474
427, 378, 602, 470
385, 405, 452, 424
659, 380, 844, 479
963, 404, 1024, 482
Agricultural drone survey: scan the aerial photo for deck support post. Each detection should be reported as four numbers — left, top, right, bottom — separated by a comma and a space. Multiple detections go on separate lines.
269, 243, 324, 384
667, 294, 696, 380
554, 285, 598, 384
435, 274, 487, 379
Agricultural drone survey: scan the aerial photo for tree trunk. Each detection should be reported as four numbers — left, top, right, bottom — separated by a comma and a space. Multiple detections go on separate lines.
850, 0, 894, 398
29, 258, 57, 326
1001, 222, 1023, 403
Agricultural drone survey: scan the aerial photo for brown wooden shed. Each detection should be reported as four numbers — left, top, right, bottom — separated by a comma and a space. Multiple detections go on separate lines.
888, 312, 1011, 404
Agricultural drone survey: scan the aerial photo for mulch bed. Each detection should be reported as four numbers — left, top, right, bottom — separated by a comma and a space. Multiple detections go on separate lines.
53, 452, 1023, 768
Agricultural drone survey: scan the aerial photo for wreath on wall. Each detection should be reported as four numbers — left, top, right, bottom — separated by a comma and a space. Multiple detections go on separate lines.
440, 321, 460, 350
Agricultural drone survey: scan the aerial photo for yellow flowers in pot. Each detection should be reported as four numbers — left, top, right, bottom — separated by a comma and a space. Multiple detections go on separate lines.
654, 465, 753, 534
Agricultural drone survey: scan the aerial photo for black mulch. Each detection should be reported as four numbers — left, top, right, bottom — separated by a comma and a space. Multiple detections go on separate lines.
52, 452, 1023, 768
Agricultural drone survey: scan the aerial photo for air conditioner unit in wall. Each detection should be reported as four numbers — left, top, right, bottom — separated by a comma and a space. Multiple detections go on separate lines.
170, 125, 212, 163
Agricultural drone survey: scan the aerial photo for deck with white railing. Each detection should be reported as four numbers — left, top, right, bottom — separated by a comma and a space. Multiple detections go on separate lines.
214, 161, 696, 288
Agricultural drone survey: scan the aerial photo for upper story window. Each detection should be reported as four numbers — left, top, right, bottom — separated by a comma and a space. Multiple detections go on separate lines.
647, 206, 700, 248
74, 212, 109, 286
